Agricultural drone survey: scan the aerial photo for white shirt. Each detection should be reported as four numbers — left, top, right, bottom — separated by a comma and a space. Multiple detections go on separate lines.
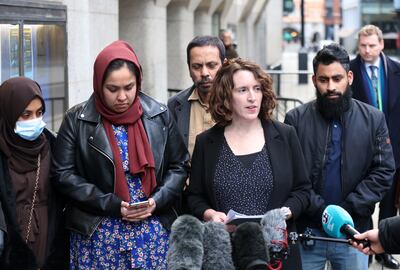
364, 58, 381, 79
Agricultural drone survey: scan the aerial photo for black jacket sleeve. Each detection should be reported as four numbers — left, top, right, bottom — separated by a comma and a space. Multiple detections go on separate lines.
151, 110, 189, 211
186, 135, 211, 219
282, 126, 311, 219
339, 114, 395, 218
379, 216, 400, 254
52, 108, 122, 217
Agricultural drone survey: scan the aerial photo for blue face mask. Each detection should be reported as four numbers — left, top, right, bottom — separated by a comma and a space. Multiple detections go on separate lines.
14, 117, 46, 141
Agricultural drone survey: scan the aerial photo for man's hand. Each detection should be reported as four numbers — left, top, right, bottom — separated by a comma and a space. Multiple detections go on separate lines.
352, 229, 384, 255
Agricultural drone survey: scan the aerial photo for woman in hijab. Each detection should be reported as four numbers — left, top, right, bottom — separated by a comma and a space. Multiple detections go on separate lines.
0, 77, 68, 269
52, 40, 189, 269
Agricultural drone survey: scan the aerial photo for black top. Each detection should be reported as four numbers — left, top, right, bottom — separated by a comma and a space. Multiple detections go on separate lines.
213, 140, 273, 215
237, 151, 259, 168
379, 216, 400, 253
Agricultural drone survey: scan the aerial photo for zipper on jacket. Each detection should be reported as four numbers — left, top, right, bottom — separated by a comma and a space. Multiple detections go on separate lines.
88, 141, 117, 192
340, 116, 345, 197
378, 137, 382, 165
172, 206, 178, 218
319, 124, 331, 193
87, 140, 117, 237
88, 217, 103, 238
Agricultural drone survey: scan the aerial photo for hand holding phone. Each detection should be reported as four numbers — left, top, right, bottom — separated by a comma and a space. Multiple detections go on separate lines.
129, 200, 149, 209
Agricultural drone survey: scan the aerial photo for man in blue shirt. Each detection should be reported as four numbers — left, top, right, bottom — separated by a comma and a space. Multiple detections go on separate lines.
285, 43, 395, 270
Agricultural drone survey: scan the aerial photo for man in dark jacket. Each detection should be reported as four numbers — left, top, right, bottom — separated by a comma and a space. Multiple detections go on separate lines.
353, 216, 400, 255
167, 36, 225, 158
350, 24, 400, 269
284, 43, 395, 270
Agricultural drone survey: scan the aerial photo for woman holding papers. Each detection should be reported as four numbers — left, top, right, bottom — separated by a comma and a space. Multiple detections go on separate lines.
186, 58, 311, 269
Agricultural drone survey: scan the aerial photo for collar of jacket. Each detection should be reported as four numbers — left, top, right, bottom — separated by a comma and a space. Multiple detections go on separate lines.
356, 53, 388, 78
175, 85, 196, 105
78, 92, 167, 123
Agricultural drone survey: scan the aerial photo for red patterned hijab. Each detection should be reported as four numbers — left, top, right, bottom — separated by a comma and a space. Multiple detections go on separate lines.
93, 40, 156, 201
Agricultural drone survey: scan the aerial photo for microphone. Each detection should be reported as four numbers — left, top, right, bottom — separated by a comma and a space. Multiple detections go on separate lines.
260, 208, 289, 269
202, 222, 235, 270
322, 205, 370, 248
231, 222, 269, 270
167, 215, 204, 270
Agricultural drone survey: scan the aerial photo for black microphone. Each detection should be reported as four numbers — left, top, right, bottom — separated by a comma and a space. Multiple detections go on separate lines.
202, 222, 235, 270
231, 222, 269, 270
260, 208, 289, 269
167, 215, 204, 270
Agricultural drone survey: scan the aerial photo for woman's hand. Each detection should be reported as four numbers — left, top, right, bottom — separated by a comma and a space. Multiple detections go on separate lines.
203, 209, 237, 232
281, 207, 292, 220
120, 198, 156, 222
203, 209, 227, 223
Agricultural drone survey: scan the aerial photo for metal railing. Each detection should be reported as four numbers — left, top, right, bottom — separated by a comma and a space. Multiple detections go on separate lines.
43, 96, 65, 132
267, 70, 313, 94
274, 97, 303, 121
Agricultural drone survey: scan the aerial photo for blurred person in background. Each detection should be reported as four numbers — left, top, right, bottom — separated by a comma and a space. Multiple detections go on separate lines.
350, 24, 400, 269
219, 29, 239, 59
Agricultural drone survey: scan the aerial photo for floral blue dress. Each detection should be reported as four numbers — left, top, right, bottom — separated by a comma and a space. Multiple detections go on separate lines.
70, 125, 170, 269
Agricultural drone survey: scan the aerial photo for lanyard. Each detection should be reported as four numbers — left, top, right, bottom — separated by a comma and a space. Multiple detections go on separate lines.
375, 71, 383, 111
366, 66, 383, 111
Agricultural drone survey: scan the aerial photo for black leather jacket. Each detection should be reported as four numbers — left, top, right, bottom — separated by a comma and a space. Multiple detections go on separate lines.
379, 216, 400, 253
285, 99, 395, 233
52, 92, 189, 237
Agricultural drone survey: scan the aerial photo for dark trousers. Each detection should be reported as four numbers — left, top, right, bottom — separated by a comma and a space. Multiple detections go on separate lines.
379, 170, 400, 221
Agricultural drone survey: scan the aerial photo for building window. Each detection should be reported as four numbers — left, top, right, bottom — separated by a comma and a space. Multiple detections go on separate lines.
0, 2, 67, 131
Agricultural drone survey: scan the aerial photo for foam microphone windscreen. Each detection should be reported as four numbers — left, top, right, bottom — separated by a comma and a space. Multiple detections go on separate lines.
167, 215, 204, 270
322, 205, 354, 238
232, 222, 269, 270
260, 208, 288, 256
260, 208, 291, 270
321, 204, 371, 247
202, 222, 235, 270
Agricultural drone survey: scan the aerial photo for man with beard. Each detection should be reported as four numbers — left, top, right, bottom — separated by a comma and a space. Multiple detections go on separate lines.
350, 25, 400, 269
168, 36, 225, 157
284, 43, 395, 270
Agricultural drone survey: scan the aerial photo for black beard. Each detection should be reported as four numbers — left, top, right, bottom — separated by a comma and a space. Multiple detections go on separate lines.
195, 77, 212, 96
316, 86, 352, 120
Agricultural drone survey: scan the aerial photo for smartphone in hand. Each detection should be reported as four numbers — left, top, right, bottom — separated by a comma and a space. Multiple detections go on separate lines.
129, 200, 149, 208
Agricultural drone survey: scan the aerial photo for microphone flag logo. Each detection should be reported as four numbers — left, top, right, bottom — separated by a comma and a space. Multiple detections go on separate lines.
322, 212, 329, 224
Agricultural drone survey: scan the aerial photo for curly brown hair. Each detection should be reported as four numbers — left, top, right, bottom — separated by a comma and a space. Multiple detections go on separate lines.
209, 58, 276, 126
